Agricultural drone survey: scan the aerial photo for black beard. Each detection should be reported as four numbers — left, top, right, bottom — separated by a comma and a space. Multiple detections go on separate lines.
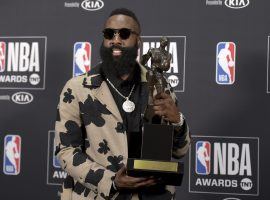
99, 44, 138, 77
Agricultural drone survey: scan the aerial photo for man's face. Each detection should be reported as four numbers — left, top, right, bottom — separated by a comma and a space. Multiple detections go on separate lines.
103, 14, 140, 59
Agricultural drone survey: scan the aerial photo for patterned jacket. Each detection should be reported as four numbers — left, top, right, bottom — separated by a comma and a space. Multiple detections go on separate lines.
54, 64, 190, 200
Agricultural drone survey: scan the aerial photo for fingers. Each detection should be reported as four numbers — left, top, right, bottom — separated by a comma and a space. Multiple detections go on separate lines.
134, 178, 157, 188
125, 177, 157, 188
115, 172, 157, 189
153, 99, 166, 106
152, 92, 179, 122
153, 103, 167, 117
153, 105, 163, 111
153, 93, 173, 106
115, 165, 161, 189
154, 92, 170, 100
154, 110, 166, 117
153, 99, 169, 117
124, 176, 148, 184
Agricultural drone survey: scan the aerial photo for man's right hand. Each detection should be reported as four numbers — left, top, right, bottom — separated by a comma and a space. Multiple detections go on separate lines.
114, 166, 157, 190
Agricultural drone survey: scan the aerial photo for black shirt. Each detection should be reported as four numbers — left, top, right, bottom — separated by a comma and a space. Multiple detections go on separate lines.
101, 63, 142, 158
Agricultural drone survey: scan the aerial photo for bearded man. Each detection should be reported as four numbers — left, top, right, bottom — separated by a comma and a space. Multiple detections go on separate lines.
55, 8, 190, 200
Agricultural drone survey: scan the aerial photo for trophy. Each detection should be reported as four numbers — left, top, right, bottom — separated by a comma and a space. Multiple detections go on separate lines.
126, 37, 184, 186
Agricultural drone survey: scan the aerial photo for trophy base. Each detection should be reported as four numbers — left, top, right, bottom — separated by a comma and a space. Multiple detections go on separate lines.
127, 158, 184, 186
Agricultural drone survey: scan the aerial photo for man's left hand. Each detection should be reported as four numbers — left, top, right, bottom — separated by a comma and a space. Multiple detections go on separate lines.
153, 92, 180, 123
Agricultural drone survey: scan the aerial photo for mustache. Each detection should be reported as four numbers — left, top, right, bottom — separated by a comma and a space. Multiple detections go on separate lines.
100, 44, 138, 62
107, 45, 127, 52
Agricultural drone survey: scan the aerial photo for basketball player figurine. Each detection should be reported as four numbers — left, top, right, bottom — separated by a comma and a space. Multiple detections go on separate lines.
141, 36, 172, 123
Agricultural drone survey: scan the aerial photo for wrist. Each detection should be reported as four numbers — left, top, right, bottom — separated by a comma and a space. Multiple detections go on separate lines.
171, 112, 184, 127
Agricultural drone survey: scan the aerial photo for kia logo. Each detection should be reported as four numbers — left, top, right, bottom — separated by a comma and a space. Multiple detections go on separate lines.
225, 0, 250, 9
81, 0, 104, 11
12, 92, 33, 104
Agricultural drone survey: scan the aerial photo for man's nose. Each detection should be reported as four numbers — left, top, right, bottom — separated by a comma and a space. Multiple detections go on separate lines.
110, 33, 122, 46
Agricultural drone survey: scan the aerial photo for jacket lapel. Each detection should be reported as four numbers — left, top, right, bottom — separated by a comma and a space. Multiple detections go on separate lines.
93, 81, 123, 122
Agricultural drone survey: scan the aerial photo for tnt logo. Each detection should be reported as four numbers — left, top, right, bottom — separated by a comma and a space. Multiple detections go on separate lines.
216, 42, 236, 85
73, 42, 91, 77
240, 178, 253, 191
196, 141, 211, 175
0, 42, 6, 72
3, 135, 21, 175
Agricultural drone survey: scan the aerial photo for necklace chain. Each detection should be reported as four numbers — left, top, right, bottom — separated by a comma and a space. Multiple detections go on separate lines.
106, 78, 135, 100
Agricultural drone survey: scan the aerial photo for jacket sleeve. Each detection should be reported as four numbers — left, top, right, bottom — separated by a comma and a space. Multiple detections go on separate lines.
164, 79, 191, 159
172, 119, 190, 159
54, 79, 115, 198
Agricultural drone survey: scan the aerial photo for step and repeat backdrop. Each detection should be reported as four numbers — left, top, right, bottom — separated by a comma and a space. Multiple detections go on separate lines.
0, 0, 269, 199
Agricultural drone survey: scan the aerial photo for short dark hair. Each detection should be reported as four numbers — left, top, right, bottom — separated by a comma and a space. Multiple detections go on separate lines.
109, 8, 141, 33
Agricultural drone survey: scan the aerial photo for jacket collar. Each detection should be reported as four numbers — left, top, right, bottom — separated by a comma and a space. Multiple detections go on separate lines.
82, 62, 147, 88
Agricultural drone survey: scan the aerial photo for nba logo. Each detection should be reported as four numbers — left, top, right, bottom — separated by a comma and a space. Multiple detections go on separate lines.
216, 42, 236, 84
3, 135, 21, 175
0, 41, 6, 72
73, 42, 91, 77
53, 145, 61, 168
196, 141, 211, 175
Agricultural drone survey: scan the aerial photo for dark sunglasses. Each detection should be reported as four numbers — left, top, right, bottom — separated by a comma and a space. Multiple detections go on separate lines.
102, 28, 138, 40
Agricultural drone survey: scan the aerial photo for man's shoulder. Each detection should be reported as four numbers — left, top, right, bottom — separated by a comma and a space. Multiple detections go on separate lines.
64, 73, 85, 88
64, 63, 104, 89
87, 63, 102, 77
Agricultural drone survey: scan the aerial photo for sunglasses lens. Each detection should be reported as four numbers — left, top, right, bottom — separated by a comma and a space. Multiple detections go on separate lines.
119, 28, 131, 40
103, 28, 115, 39
103, 28, 133, 40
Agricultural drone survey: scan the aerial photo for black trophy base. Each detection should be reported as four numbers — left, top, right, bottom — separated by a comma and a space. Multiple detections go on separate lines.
127, 158, 184, 186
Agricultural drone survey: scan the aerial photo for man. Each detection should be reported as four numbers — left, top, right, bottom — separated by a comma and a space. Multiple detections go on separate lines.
55, 8, 190, 200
